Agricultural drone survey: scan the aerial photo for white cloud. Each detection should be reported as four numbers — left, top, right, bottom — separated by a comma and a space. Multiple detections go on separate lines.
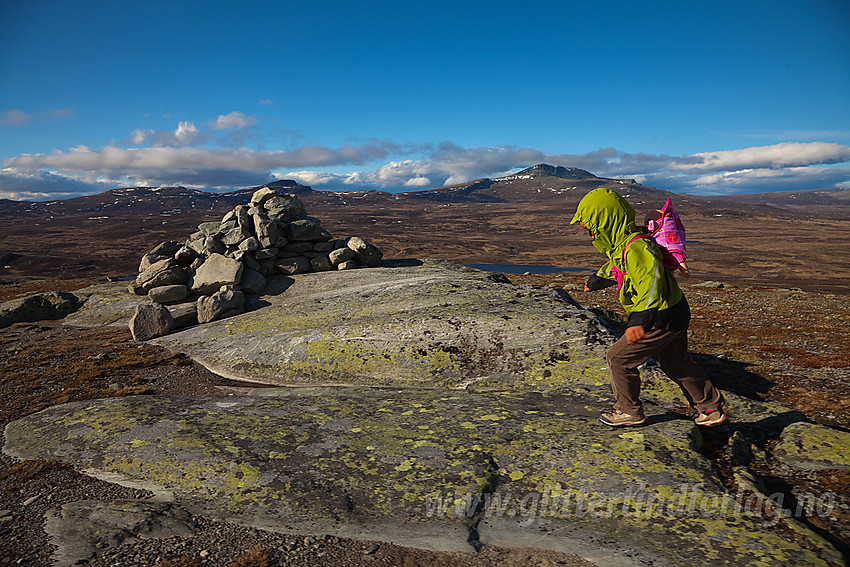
3, 135, 850, 200
0, 107, 74, 127
0, 167, 113, 200
0, 109, 31, 127
672, 142, 850, 173
211, 111, 258, 130
175, 121, 202, 144
404, 176, 431, 187
130, 128, 152, 145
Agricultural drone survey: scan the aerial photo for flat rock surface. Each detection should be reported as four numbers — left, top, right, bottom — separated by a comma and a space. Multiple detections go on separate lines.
4, 388, 832, 566
67, 259, 619, 389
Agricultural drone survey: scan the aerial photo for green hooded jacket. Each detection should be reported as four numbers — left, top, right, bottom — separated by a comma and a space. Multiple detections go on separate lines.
571, 188, 688, 331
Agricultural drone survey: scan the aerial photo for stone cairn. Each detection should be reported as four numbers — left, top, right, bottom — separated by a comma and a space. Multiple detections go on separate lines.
128, 186, 383, 340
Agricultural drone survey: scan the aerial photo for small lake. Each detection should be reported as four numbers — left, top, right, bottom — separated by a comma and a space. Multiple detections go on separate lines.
466, 264, 591, 274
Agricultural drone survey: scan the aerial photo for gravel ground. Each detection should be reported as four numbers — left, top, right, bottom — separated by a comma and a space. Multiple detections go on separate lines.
1, 274, 849, 566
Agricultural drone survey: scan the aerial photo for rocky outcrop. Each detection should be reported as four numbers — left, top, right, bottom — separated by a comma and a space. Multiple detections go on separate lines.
142, 259, 616, 388
128, 186, 383, 336
0, 291, 83, 329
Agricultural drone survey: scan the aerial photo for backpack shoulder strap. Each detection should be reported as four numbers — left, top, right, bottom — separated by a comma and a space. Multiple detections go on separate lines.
621, 234, 650, 264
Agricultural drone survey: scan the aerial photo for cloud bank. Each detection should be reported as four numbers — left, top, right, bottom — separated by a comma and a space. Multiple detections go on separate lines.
2, 111, 849, 200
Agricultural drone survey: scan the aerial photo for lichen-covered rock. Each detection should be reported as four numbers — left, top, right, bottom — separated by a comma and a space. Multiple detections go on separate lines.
773, 422, 850, 471
0, 291, 83, 329
151, 259, 616, 389
3, 390, 835, 566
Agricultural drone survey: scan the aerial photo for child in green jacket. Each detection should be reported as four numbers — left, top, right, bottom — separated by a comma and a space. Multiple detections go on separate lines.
571, 187, 727, 427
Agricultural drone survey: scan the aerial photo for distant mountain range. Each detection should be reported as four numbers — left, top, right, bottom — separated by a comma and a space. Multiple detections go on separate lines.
2, 164, 849, 288
2, 164, 847, 217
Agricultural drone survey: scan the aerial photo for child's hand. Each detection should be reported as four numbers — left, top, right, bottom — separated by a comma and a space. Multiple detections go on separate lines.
626, 325, 645, 344
679, 261, 690, 277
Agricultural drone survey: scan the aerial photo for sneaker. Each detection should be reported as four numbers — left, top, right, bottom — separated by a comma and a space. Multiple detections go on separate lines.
695, 408, 728, 427
599, 409, 646, 427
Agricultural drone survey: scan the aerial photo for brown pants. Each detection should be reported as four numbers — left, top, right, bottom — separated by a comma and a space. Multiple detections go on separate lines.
606, 327, 724, 417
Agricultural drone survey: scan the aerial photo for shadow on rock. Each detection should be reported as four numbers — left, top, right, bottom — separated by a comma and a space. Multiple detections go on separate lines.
691, 352, 775, 401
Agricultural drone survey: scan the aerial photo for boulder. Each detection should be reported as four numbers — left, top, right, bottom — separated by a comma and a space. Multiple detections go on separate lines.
275, 256, 312, 275
136, 259, 186, 292
282, 241, 312, 254
329, 247, 356, 266
287, 217, 329, 241
138, 253, 168, 273
190, 253, 244, 294
149, 240, 182, 257
203, 237, 226, 255
220, 226, 249, 247
347, 236, 383, 267
337, 260, 359, 270
147, 284, 189, 304
128, 303, 173, 341
235, 205, 251, 229
263, 193, 306, 220
310, 255, 332, 272
197, 286, 245, 324
254, 248, 277, 261
773, 422, 850, 471
197, 222, 222, 237
173, 246, 197, 269
252, 212, 279, 249
239, 268, 267, 294
313, 241, 335, 253
238, 237, 260, 252
167, 302, 198, 329
249, 187, 277, 207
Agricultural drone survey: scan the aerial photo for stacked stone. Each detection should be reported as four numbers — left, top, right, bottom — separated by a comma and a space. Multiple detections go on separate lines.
128, 186, 383, 340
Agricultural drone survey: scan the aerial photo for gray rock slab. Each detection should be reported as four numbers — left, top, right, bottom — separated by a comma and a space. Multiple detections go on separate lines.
44, 500, 196, 567
147, 259, 617, 388
3, 389, 832, 565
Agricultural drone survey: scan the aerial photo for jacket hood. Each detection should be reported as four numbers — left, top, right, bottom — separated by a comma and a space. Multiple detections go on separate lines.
571, 188, 641, 256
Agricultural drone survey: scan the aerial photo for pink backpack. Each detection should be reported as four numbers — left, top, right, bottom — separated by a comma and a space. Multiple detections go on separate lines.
609, 198, 688, 293
645, 197, 686, 272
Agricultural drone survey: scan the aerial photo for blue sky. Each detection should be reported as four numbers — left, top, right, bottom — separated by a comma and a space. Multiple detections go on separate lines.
1, 0, 849, 200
